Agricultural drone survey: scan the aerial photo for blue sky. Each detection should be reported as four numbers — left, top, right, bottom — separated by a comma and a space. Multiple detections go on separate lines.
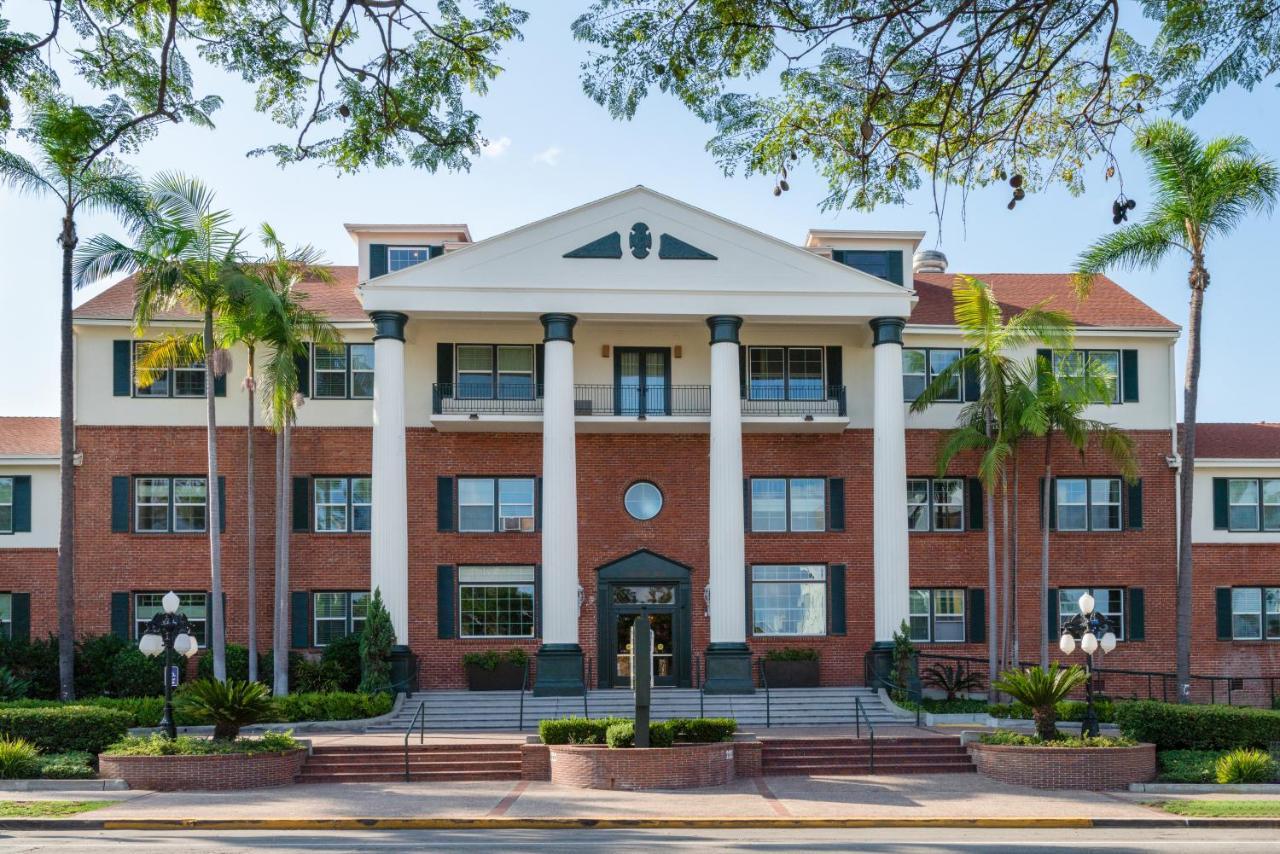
2, 6, 1277, 421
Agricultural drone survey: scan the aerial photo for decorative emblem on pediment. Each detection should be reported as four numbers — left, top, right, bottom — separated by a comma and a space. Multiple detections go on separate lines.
629, 222, 652, 259
562, 222, 717, 261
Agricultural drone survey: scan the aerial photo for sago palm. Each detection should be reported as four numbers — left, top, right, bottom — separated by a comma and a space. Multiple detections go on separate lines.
0, 98, 147, 700
993, 663, 1086, 742
1074, 120, 1278, 695
176, 678, 276, 741
912, 276, 1072, 690
76, 174, 253, 682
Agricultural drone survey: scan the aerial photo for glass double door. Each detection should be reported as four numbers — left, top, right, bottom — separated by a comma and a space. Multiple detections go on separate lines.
612, 609, 677, 688
615, 348, 670, 415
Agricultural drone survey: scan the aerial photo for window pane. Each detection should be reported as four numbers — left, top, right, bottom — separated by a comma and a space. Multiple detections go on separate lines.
498, 478, 535, 532
173, 366, 206, 397
1229, 480, 1260, 532
752, 565, 826, 582
459, 578, 535, 638
1090, 351, 1120, 402
497, 346, 532, 372
751, 479, 787, 532
387, 247, 431, 272
459, 478, 495, 532
314, 477, 348, 532
787, 348, 824, 400
909, 589, 931, 642
351, 477, 372, 532
314, 592, 348, 620
902, 349, 926, 401
906, 479, 930, 531
749, 348, 785, 401
136, 478, 170, 532
1233, 588, 1262, 639
1090, 478, 1121, 531
789, 478, 826, 532
0, 478, 10, 504
932, 478, 964, 531
1262, 481, 1280, 531
928, 349, 961, 401
172, 477, 207, 532
1266, 589, 1280, 640
456, 345, 493, 372
1056, 479, 1087, 531
313, 345, 347, 371
751, 566, 827, 636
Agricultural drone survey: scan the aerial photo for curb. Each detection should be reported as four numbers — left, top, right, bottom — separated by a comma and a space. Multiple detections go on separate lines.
0, 779, 128, 792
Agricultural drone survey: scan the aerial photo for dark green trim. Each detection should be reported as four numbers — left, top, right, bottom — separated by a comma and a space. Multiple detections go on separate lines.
1126, 480, 1144, 530
1215, 587, 1233, 640
1127, 588, 1145, 641
563, 232, 622, 259
1047, 587, 1059, 641
292, 476, 311, 532
9, 593, 29, 642
369, 311, 408, 342
1122, 349, 1139, 402
294, 349, 310, 397
967, 588, 986, 643
110, 592, 130, 639
870, 317, 905, 346
657, 233, 717, 260
112, 341, 132, 396
594, 549, 693, 689
827, 478, 845, 532
963, 348, 981, 402
110, 477, 130, 533
613, 347, 672, 416
213, 371, 227, 397
1212, 478, 1230, 530
628, 222, 652, 259
706, 315, 743, 345
290, 590, 310, 648
10, 476, 30, 533
540, 313, 578, 343
436, 565, 455, 639
825, 346, 843, 391
967, 478, 984, 530
369, 244, 388, 279
436, 476, 454, 532
533, 643, 585, 696
829, 564, 847, 635
833, 249, 904, 285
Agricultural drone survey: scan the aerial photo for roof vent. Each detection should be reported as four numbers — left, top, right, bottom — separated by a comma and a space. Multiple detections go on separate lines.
913, 249, 948, 274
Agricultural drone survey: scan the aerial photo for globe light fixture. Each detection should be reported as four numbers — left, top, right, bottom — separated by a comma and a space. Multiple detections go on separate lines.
1100, 632, 1118, 654
1077, 592, 1095, 615
136, 594, 195, 739
1057, 590, 1114, 737
1059, 633, 1076, 655
162, 590, 181, 614
139, 632, 164, 657
1080, 631, 1099, 654
172, 633, 192, 656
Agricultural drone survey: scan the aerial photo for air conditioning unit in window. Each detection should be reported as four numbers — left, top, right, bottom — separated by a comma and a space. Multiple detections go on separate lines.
501, 517, 524, 532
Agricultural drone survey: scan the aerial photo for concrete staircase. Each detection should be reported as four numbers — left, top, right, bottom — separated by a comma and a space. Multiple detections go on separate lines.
761, 736, 975, 776
368, 687, 905, 732
295, 743, 523, 784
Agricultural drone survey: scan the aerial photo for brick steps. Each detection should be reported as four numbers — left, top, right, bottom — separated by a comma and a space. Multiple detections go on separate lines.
761, 736, 975, 777
295, 744, 524, 784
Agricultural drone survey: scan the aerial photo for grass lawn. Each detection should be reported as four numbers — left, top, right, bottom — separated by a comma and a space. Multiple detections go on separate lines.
1158, 800, 1280, 818
0, 800, 113, 818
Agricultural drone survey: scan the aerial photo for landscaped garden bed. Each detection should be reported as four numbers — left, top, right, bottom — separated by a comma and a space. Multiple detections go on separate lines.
462, 649, 528, 691
969, 733, 1156, 790
534, 717, 739, 790
761, 648, 820, 688
99, 733, 306, 791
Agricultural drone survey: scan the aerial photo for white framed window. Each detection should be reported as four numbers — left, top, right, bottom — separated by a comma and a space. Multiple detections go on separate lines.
454, 344, 536, 400
172, 478, 208, 532
751, 565, 827, 636
455, 345, 495, 399
313, 591, 370, 646
789, 478, 826, 532
0, 478, 12, 534
458, 477, 535, 532
906, 478, 930, 532
135, 478, 170, 532
750, 478, 787, 532
134, 477, 206, 533
1229, 587, 1280, 641
1056, 477, 1121, 531
1267, 481, 1280, 532
132, 342, 204, 398
350, 344, 375, 398
747, 346, 826, 401
1058, 588, 1124, 640
387, 246, 433, 273
909, 588, 967, 643
313, 477, 371, 533
313, 344, 349, 399
1227, 478, 1280, 531
498, 478, 535, 532
749, 477, 826, 533
0, 594, 11, 639
135, 592, 207, 646
459, 566, 535, 638
496, 345, 535, 400
906, 477, 965, 532
1053, 349, 1120, 404
902, 347, 961, 402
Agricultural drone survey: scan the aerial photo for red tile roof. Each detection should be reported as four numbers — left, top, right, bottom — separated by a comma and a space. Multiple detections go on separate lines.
911, 273, 1178, 330
1185, 423, 1280, 459
0, 417, 60, 457
73, 267, 365, 322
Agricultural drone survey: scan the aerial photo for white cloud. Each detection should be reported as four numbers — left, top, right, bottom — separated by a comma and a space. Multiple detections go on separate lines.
481, 136, 512, 158
532, 146, 562, 167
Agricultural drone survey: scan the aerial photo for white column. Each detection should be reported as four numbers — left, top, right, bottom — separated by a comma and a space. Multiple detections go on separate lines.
370, 312, 410, 644
871, 317, 911, 643
707, 316, 747, 645
539, 314, 580, 646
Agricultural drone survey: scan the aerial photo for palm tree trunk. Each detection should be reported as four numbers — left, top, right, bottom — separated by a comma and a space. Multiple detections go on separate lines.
984, 411, 999, 699
204, 309, 226, 682
56, 214, 77, 701
1011, 457, 1020, 668
246, 347, 257, 683
1000, 470, 1012, 670
1040, 431, 1055, 668
273, 424, 291, 696
1176, 259, 1208, 700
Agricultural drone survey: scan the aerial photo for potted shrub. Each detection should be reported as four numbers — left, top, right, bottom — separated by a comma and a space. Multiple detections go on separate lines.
762, 647, 819, 688
463, 648, 528, 691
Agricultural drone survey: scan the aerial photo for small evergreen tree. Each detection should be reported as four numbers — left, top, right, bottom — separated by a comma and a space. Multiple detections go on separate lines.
359, 589, 395, 695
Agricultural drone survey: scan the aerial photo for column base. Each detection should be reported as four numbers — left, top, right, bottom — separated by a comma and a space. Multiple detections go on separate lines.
865, 641, 920, 698
389, 645, 417, 695
703, 643, 755, 695
533, 643, 585, 697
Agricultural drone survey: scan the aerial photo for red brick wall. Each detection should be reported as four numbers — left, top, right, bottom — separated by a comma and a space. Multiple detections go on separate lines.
547, 742, 737, 789
1190, 543, 1280, 700
969, 741, 1156, 789
0, 549, 56, 634
98, 748, 307, 791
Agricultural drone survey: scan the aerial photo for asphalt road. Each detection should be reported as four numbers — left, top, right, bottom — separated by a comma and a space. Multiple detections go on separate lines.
2, 827, 1279, 852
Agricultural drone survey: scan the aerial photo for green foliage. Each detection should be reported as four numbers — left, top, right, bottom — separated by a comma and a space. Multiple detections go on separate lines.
540, 717, 734, 747
539, 717, 628, 746
978, 731, 1134, 748
105, 731, 300, 757
605, 720, 675, 749
0, 737, 40, 779
1157, 750, 1225, 783
37, 751, 95, 780
291, 659, 345, 694
0, 637, 59, 699
1158, 800, 1280, 818
993, 664, 1087, 742
763, 647, 818, 662
0, 706, 130, 754
665, 718, 737, 743
1115, 701, 1280, 751
899, 697, 990, 715
175, 679, 274, 741
271, 692, 393, 723
462, 648, 530, 671
319, 633, 363, 692
0, 667, 29, 701
76, 634, 171, 698
197, 643, 252, 683
987, 699, 1116, 724
1215, 748, 1277, 784
921, 663, 985, 701
358, 589, 395, 695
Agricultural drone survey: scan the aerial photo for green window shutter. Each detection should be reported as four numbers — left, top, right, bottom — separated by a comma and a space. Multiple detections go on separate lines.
963, 349, 981, 402
1126, 479, 1143, 530
111, 592, 130, 639
743, 478, 751, 532
828, 478, 845, 532
437, 476, 454, 532
113, 341, 131, 396
824, 346, 843, 394
290, 591, 310, 648
1048, 478, 1058, 531
10, 593, 30, 642
436, 343, 454, 390
1036, 348, 1052, 371
534, 564, 542, 638
886, 250, 904, 286
1127, 588, 1145, 641
1215, 588, 1233, 640
1047, 587, 1059, 641
291, 477, 311, 532
11, 476, 31, 532
369, 243, 388, 279
967, 588, 986, 643
427, 244, 445, 259
294, 347, 310, 398
738, 345, 747, 399
533, 477, 542, 532
437, 565, 456, 639
967, 478, 983, 529
745, 564, 753, 637
218, 476, 227, 533
1121, 349, 1139, 402
213, 371, 227, 397
1213, 478, 1229, 529
828, 564, 847, 635
535, 344, 545, 390
111, 476, 130, 533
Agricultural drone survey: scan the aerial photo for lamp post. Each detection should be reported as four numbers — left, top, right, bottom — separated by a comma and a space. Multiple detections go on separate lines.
138, 591, 199, 739
1058, 591, 1117, 738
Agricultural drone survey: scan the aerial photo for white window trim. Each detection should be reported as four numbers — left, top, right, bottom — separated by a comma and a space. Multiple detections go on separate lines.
387, 245, 434, 273
172, 477, 208, 533
0, 476, 12, 535
1052, 349, 1121, 404
906, 477, 965, 533
1230, 586, 1280, 641
312, 591, 369, 647
750, 564, 829, 637
349, 343, 375, 400
909, 588, 967, 643
749, 477, 827, 533
458, 566, 536, 639
132, 341, 206, 399
1055, 477, 1123, 532
312, 344, 349, 400
314, 477, 349, 533
1059, 587, 1125, 641
746, 345, 827, 402
902, 347, 961, 403
1227, 478, 1280, 532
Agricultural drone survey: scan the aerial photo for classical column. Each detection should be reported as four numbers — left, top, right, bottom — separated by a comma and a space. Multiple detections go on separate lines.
869, 317, 912, 682
369, 311, 412, 691
704, 315, 754, 694
534, 313, 585, 696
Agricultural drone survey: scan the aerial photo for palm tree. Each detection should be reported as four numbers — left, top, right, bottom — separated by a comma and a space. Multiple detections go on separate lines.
1025, 356, 1138, 667
912, 277, 1072, 689
0, 98, 147, 700
76, 174, 252, 682
993, 663, 1087, 742
1074, 121, 1278, 695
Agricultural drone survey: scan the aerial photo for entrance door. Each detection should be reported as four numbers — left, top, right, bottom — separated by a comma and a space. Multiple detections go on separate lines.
614, 348, 670, 415
612, 609, 677, 687
596, 550, 693, 689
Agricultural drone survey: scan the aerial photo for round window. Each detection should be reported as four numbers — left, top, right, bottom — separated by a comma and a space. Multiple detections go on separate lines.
624, 482, 663, 521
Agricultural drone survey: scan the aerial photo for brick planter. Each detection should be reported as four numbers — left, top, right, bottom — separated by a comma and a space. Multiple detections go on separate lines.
969, 742, 1156, 790
99, 749, 307, 791
547, 742, 736, 790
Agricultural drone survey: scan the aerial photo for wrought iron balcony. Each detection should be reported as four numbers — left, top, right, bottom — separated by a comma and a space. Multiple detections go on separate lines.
431, 383, 846, 418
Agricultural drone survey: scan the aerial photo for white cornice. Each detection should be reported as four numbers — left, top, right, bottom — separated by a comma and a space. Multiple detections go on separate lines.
1194, 458, 1280, 469
903, 324, 1180, 339
0, 455, 58, 466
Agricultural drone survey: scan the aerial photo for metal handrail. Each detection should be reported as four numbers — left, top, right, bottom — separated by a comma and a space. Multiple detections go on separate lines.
854, 696, 876, 773
695, 654, 704, 719
756, 657, 771, 729
403, 700, 426, 781
517, 661, 530, 730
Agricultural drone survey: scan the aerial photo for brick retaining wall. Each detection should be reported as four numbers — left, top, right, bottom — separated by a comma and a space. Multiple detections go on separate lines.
969, 742, 1156, 790
548, 742, 737, 789
99, 749, 307, 791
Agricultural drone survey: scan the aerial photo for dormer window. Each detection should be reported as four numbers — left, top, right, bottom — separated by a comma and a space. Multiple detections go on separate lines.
387, 246, 435, 273
831, 249, 904, 285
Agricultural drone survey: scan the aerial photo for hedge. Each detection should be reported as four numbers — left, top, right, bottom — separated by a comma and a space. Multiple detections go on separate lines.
605, 720, 675, 748
540, 717, 737, 747
0, 706, 131, 754
987, 699, 1116, 723
539, 717, 628, 745
666, 717, 737, 743
1116, 701, 1280, 750
269, 691, 393, 723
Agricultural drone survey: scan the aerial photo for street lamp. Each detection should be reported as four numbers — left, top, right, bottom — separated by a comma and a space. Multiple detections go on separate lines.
138, 591, 199, 739
1058, 591, 1116, 737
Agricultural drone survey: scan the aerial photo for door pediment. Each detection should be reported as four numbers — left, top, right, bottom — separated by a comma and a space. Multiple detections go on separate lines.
596, 549, 692, 582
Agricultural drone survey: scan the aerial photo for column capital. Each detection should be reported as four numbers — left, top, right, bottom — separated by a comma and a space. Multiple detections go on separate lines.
870, 316, 906, 346
706, 315, 744, 345
540, 313, 578, 343
369, 311, 409, 342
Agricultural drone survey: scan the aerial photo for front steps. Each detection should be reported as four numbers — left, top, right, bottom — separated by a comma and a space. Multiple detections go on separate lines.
369, 687, 905, 732
761, 736, 975, 776
295, 743, 523, 784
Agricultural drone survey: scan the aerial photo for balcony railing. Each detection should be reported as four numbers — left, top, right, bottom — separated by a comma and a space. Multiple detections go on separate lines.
431, 383, 846, 418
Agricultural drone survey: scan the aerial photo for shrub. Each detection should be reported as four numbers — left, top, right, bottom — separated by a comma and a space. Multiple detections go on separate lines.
462, 648, 529, 670
987, 699, 1116, 723
0, 667, 30, 701
539, 717, 628, 745
978, 730, 1134, 748
1158, 750, 1226, 783
1115, 701, 1280, 751
104, 731, 301, 757
292, 659, 344, 694
258, 650, 307, 692
604, 720, 675, 748
359, 589, 395, 694
0, 706, 130, 753
1215, 748, 1277, 784
272, 691, 393, 722
922, 663, 984, 701
76, 634, 173, 698
320, 633, 363, 692
0, 737, 40, 779
196, 643, 253, 683
764, 647, 818, 662
992, 664, 1087, 741
37, 751, 95, 780
175, 679, 274, 740
0, 636, 58, 699
666, 717, 737, 743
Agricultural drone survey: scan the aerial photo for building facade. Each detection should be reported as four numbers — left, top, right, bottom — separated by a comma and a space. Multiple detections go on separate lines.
3, 187, 1277, 695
